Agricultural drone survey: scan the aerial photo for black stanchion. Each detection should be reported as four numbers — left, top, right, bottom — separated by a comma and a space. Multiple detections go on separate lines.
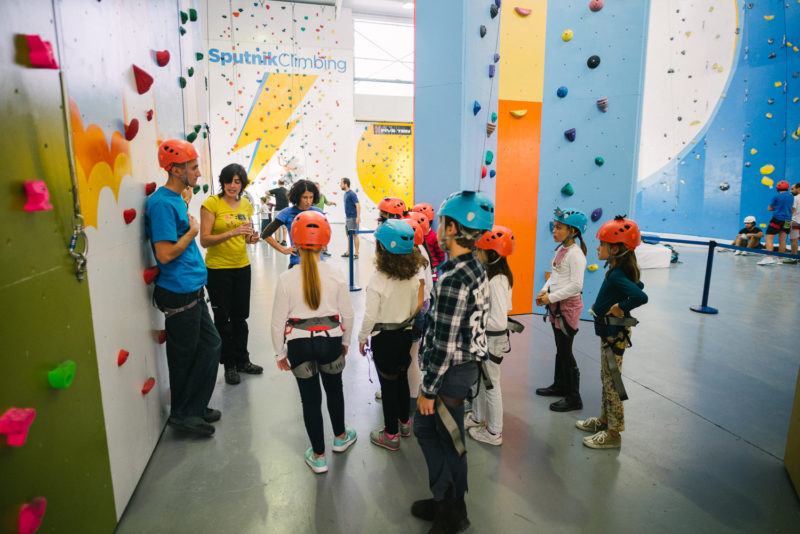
690, 240, 719, 314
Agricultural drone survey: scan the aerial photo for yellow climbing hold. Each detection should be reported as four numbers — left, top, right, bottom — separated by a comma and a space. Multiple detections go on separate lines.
718, 67, 724, 73
764, 15, 774, 21
709, 6, 714, 12
794, 47, 799, 52
795, 97, 799, 103
759, 223, 767, 228
685, 31, 692, 37
760, 164, 775, 175
775, 81, 783, 87
562, 29, 573, 41
793, 132, 800, 140
712, 63, 718, 69
750, 148, 758, 155
766, 113, 773, 119
761, 177, 774, 187
690, 120, 700, 126
696, 154, 701, 159
509, 109, 528, 118
587, 264, 598, 272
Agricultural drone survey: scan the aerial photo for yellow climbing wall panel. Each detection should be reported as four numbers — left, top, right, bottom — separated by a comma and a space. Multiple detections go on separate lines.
356, 123, 414, 208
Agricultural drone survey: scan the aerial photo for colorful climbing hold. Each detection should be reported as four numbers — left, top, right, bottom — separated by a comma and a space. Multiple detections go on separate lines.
760, 164, 775, 175
486, 122, 496, 136
480, 25, 487, 38
587, 55, 601, 69
561, 183, 574, 196
133, 65, 153, 94
591, 208, 603, 222
187, 67, 194, 77
187, 132, 197, 143
193, 124, 202, 133
180, 11, 188, 24
196, 52, 204, 60
142, 377, 156, 395
123, 208, 137, 224
47, 360, 76, 389
179, 76, 187, 88
589, 0, 604, 11
179, 27, 186, 36
18, 497, 47, 534
761, 177, 774, 188
485, 151, 494, 165
557, 86, 568, 98
595, 157, 604, 166
562, 30, 573, 42
25, 35, 58, 69
203, 184, 209, 193
155, 50, 170, 67
23, 181, 53, 212
509, 109, 527, 118
587, 264, 599, 272
488, 64, 495, 78
158, 329, 167, 344
719, 182, 730, 191
494, 53, 500, 63
764, 15, 774, 21
0, 408, 36, 447
750, 148, 757, 155
490, 4, 499, 18
146, 109, 153, 121
473, 101, 481, 115
117, 350, 130, 367
564, 128, 576, 142
481, 166, 488, 178
143, 266, 159, 285
124, 119, 139, 141
189, 8, 198, 21
145, 182, 157, 196
775, 81, 782, 88
596, 97, 609, 112
489, 170, 497, 178
765, 113, 773, 119
515, 7, 531, 16
490, 112, 498, 122
192, 185, 200, 194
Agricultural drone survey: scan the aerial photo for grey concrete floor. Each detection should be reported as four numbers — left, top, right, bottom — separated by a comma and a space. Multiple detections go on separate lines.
115, 230, 800, 533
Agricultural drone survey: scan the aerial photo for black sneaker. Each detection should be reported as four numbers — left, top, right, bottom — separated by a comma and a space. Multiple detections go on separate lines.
203, 408, 222, 423
536, 384, 565, 397
237, 362, 263, 375
224, 367, 240, 385
549, 397, 583, 412
168, 416, 215, 437
411, 498, 438, 521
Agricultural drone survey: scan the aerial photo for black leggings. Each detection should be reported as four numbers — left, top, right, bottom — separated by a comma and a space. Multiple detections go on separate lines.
287, 336, 346, 455
371, 329, 412, 435
552, 324, 581, 401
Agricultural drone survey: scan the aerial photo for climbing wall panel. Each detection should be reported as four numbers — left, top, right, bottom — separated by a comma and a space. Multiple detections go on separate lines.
356, 122, 414, 223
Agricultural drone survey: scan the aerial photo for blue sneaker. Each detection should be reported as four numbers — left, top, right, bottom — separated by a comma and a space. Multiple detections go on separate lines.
305, 447, 328, 473
332, 426, 357, 453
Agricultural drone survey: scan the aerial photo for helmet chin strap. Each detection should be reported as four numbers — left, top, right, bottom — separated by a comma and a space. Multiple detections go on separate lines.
488, 255, 503, 265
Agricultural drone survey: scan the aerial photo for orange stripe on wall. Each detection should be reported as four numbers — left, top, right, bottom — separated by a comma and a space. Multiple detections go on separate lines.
496, 100, 542, 315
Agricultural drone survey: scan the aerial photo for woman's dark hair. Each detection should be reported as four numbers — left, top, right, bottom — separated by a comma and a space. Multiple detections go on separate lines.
217, 163, 249, 199
607, 244, 640, 283
375, 243, 425, 280
288, 179, 320, 206
485, 250, 514, 288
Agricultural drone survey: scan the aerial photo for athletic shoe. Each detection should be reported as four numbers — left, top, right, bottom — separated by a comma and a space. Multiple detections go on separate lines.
583, 430, 621, 449
782, 258, 798, 264
332, 426, 357, 452
279, 240, 287, 246
375, 390, 382, 400
370, 427, 400, 451
353, 254, 359, 259
167, 416, 215, 437
468, 426, 503, 446
398, 419, 412, 437
237, 362, 263, 374
757, 257, 777, 265
341, 252, 350, 257
739, 251, 749, 256
732, 250, 742, 255
575, 417, 607, 433
718, 248, 731, 253
464, 414, 483, 429
305, 447, 328, 473
203, 408, 222, 423
224, 367, 240, 385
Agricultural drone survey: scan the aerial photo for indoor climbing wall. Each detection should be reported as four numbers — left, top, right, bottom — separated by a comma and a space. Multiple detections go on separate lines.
636, 1, 799, 237
533, 0, 652, 319
204, 0, 355, 221
57, 0, 210, 519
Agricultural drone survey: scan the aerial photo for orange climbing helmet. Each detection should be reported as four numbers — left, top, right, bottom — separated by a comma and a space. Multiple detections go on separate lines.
158, 139, 199, 171
776, 180, 790, 191
378, 197, 407, 217
291, 211, 331, 249
477, 225, 515, 257
596, 215, 641, 251
411, 203, 435, 223
406, 211, 430, 236
401, 217, 424, 246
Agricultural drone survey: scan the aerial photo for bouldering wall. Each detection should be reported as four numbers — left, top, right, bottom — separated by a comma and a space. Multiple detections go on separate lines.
635, 1, 799, 238
204, 0, 355, 222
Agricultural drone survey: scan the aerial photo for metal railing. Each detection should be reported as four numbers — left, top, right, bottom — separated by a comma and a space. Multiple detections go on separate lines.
347, 229, 375, 291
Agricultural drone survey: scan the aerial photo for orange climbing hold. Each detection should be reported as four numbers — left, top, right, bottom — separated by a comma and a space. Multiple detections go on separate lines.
117, 350, 130, 366
143, 266, 159, 284
123, 209, 137, 224
124, 119, 139, 141
141, 377, 156, 394
133, 65, 154, 94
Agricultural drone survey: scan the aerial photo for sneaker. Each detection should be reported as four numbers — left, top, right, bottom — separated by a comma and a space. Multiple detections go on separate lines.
353, 254, 359, 259
332, 426, 357, 452
782, 258, 798, 264
341, 252, 350, 257
375, 390, 382, 400
739, 251, 749, 256
167, 416, 215, 437
468, 426, 503, 446
732, 250, 741, 255
237, 362, 263, 374
583, 430, 621, 449
203, 408, 222, 423
575, 417, 607, 433
757, 257, 776, 265
304, 447, 328, 473
370, 427, 400, 451
279, 240, 287, 246
464, 414, 483, 429
398, 419, 412, 437
224, 367, 240, 385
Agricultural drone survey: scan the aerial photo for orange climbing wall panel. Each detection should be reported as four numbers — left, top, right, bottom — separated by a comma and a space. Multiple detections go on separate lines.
496, 100, 541, 315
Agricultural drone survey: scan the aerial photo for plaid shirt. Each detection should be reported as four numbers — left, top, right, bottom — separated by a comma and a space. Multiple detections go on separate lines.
420, 251, 489, 398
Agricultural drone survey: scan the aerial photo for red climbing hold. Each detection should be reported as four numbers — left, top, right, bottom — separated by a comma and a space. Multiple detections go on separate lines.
124, 118, 139, 141
158, 329, 167, 344
589, 0, 604, 12
18, 497, 47, 534
133, 64, 153, 94
146, 109, 153, 121
481, 166, 488, 178
26, 35, 58, 69
123, 209, 137, 224
143, 266, 159, 284
145, 182, 157, 195
141, 377, 156, 394
0, 408, 36, 447
155, 50, 170, 67
24, 180, 54, 212
117, 350, 130, 366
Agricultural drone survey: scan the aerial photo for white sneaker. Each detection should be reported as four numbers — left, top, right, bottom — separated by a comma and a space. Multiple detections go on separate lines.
464, 414, 483, 429
739, 251, 749, 256
733, 250, 741, 255
468, 425, 503, 446
757, 257, 776, 265
375, 390, 382, 400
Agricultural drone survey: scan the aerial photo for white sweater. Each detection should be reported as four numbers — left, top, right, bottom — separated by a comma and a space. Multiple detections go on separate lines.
270, 262, 355, 359
541, 243, 586, 303
418, 244, 433, 301
358, 271, 420, 344
487, 274, 512, 332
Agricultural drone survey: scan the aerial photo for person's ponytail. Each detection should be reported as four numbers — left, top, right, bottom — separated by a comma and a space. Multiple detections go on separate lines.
300, 248, 321, 310
575, 231, 588, 256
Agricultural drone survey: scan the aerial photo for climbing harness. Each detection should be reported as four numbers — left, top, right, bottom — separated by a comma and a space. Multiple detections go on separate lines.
589, 307, 639, 401
157, 289, 203, 319
284, 315, 340, 335
436, 394, 467, 458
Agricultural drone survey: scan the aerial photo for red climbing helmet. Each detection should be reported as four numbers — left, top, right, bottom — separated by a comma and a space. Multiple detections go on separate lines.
401, 217, 424, 246
776, 180, 790, 191
291, 211, 331, 249
406, 211, 430, 236
158, 139, 199, 171
476, 225, 515, 257
411, 203, 435, 223
378, 197, 406, 217
596, 216, 641, 251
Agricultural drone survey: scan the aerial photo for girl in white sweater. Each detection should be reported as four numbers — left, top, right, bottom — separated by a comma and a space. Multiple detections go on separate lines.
271, 211, 357, 473
535, 208, 588, 412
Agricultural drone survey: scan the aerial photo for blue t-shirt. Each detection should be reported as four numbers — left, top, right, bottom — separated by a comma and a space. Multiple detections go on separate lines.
770, 192, 793, 221
145, 187, 207, 293
344, 190, 359, 219
276, 205, 324, 266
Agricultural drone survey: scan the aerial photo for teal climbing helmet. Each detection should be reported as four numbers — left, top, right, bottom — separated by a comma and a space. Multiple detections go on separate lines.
439, 190, 495, 231
375, 219, 415, 254
554, 207, 588, 234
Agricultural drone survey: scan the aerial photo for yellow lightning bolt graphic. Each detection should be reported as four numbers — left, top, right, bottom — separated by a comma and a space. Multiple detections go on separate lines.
233, 72, 317, 177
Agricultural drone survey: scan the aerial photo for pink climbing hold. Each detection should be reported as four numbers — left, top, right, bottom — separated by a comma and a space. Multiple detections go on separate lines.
155, 50, 170, 67
0, 408, 36, 447
142, 377, 156, 394
481, 166, 488, 178
145, 182, 157, 196
24, 181, 54, 212
124, 118, 139, 141
117, 349, 130, 367
143, 266, 159, 285
589, 0, 603, 11
123, 209, 137, 224
26, 35, 58, 69
18, 497, 47, 534
132, 64, 154, 95
514, 7, 532, 16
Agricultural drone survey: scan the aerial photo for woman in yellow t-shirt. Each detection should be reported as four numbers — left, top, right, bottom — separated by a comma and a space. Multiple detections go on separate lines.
200, 164, 262, 385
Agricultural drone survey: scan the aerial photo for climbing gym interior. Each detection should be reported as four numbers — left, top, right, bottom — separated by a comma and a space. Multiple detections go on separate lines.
1, 1, 798, 533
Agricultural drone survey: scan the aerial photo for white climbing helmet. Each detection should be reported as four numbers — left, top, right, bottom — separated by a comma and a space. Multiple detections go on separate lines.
743, 216, 756, 224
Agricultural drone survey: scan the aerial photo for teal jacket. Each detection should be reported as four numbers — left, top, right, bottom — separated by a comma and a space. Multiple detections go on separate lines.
591, 267, 648, 337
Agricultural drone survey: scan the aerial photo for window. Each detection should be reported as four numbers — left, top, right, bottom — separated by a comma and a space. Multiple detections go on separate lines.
353, 19, 413, 97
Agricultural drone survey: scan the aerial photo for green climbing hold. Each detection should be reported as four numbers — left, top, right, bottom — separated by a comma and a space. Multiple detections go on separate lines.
491, 112, 497, 123
203, 132, 207, 139
180, 11, 188, 24
189, 8, 197, 21
196, 52, 204, 60
561, 183, 574, 196
48, 360, 76, 389
485, 151, 494, 165
194, 124, 201, 133
179, 27, 186, 36
595, 156, 604, 166
300, 27, 306, 31
203, 184, 209, 193
193, 185, 200, 194
187, 132, 198, 143
179, 76, 186, 88
187, 67, 194, 77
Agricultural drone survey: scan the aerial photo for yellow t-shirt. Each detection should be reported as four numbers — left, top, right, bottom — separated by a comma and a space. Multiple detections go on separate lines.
202, 195, 254, 269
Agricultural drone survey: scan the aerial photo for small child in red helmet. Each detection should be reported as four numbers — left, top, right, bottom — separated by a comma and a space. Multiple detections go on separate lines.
577, 216, 648, 450
758, 180, 794, 265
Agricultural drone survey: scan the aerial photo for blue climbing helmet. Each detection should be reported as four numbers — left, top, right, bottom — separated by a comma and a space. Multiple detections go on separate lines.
439, 190, 495, 231
554, 207, 588, 234
375, 219, 415, 255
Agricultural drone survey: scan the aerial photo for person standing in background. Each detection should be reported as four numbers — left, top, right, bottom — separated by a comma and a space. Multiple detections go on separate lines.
269, 179, 290, 246
314, 181, 337, 212
340, 178, 360, 259
259, 196, 272, 234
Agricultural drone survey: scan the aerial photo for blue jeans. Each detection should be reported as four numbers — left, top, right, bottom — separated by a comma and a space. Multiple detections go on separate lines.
413, 361, 479, 500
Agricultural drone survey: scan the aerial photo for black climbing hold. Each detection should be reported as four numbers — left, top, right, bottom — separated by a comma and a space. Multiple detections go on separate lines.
490, 4, 499, 18
667, 68, 675, 73
768, 52, 776, 59
587, 55, 601, 69
719, 182, 730, 191
480, 25, 487, 38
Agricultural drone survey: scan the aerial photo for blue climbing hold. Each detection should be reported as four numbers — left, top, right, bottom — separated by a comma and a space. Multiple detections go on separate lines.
489, 65, 495, 78
557, 86, 568, 98
495, 0, 501, 7
591, 208, 603, 222
494, 53, 500, 63
489, 170, 496, 178
564, 128, 576, 142
473, 101, 481, 115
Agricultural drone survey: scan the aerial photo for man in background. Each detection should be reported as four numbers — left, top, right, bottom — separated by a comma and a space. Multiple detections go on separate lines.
269, 179, 289, 245
340, 178, 360, 259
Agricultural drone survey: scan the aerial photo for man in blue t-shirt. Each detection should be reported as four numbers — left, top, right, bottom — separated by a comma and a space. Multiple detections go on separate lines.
145, 139, 221, 436
340, 177, 360, 258
261, 179, 323, 268
758, 180, 794, 265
